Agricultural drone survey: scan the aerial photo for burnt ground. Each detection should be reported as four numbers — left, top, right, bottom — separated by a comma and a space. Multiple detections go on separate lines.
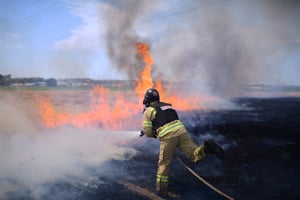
9, 97, 300, 200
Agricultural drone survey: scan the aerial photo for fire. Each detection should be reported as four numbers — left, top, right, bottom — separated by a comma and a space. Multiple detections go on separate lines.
38, 42, 204, 129
135, 42, 154, 102
135, 42, 202, 110
38, 86, 140, 129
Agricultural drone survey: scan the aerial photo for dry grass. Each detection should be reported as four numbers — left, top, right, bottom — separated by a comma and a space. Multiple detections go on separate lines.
0, 88, 139, 120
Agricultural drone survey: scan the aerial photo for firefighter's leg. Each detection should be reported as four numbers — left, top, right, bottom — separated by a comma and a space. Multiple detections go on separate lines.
156, 136, 178, 194
178, 132, 207, 163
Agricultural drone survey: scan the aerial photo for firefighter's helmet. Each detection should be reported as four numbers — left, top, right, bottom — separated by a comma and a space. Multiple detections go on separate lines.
143, 88, 160, 105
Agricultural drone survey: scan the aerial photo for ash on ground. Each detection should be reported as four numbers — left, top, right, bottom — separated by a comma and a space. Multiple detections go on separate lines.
5, 97, 300, 200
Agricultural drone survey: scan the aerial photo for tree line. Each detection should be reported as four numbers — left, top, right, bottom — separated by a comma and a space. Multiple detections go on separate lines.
0, 74, 57, 86
0, 74, 137, 89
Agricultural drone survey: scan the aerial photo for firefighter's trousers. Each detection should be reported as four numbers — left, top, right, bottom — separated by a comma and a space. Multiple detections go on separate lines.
156, 127, 206, 193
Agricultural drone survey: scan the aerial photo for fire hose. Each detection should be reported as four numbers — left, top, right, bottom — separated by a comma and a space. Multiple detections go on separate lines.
176, 156, 234, 200
139, 131, 235, 200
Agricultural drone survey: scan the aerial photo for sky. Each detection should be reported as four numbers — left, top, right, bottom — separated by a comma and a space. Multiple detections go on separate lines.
0, 0, 299, 87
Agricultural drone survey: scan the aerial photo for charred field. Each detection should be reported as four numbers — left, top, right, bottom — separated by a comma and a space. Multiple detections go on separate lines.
118, 97, 299, 200
1, 91, 300, 200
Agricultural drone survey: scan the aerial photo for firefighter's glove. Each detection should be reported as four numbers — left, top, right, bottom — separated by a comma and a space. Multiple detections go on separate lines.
139, 130, 145, 137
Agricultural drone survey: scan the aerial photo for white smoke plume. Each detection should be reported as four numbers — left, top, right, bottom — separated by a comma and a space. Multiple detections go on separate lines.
101, 0, 300, 97
101, 0, 159, 80
152, 0, 300, 97
0, 98, 138, 199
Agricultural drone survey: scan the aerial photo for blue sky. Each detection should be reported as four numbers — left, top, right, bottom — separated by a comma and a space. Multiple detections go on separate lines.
0, 0, 117, 79
0, 0, 299, 86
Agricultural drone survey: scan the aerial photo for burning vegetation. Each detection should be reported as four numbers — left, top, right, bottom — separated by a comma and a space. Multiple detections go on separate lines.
38, 42, 204, 129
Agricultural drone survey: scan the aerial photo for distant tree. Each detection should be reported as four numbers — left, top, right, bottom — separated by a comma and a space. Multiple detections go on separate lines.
0, 74, 11, 85
5, 74, 11, 79
33, 77, 44, 83
0, 74, 4, 85
45, 78, 57, 87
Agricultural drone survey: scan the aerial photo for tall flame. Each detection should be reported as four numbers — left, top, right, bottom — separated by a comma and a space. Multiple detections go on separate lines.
38, 42, 205, 129
134, 42, 202, 110
135, 42, 154, 102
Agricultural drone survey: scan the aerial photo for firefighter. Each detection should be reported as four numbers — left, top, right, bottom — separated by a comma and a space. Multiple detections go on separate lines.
141, 88, 224, 196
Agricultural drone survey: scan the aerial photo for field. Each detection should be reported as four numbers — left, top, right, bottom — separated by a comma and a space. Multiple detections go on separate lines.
0, 87, 299, 200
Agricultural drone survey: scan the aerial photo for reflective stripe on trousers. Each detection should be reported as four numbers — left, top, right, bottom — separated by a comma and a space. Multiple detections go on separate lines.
156, 174, 168, 183
156, 175, 168, 193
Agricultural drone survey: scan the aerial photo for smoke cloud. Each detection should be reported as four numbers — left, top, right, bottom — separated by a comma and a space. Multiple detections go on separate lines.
101, 0, 300, 97
152, 0, 300, 97
101, 0, 158, 80
0, 97, 138, 199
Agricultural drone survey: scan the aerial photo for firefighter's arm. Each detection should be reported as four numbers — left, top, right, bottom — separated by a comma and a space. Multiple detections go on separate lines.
142, 107, 156, 138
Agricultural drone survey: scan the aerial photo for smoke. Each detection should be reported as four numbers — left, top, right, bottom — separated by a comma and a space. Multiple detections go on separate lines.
101, 0, 158, 80
100, 0, 300, 97
151, 0, 300, 97
0, 97, 137, 199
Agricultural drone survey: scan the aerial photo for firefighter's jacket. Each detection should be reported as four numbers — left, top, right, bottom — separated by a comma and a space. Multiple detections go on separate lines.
143, 101, 186, 139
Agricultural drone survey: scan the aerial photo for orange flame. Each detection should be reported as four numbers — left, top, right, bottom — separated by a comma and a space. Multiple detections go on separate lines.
135, 42, 202, 110
38, 42, 205, 129
38, 86, 140, 129
135, 42, 154, 102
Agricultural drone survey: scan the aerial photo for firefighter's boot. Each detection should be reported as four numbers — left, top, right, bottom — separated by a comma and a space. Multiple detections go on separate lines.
203, 139, 224, 160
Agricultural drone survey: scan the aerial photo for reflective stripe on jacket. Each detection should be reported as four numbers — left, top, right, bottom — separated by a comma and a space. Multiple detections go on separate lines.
143, 101, 184, 139
156, 119, 184, 138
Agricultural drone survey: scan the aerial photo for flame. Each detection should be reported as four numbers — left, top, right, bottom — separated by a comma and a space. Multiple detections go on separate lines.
38, 42, 205, 129
135, 42, 202, 110
135, 42, 154, 102
38, 86, 140, 129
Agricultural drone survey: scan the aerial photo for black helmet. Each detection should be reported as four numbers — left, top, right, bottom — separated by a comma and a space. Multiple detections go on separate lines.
143, 88, 160, 105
